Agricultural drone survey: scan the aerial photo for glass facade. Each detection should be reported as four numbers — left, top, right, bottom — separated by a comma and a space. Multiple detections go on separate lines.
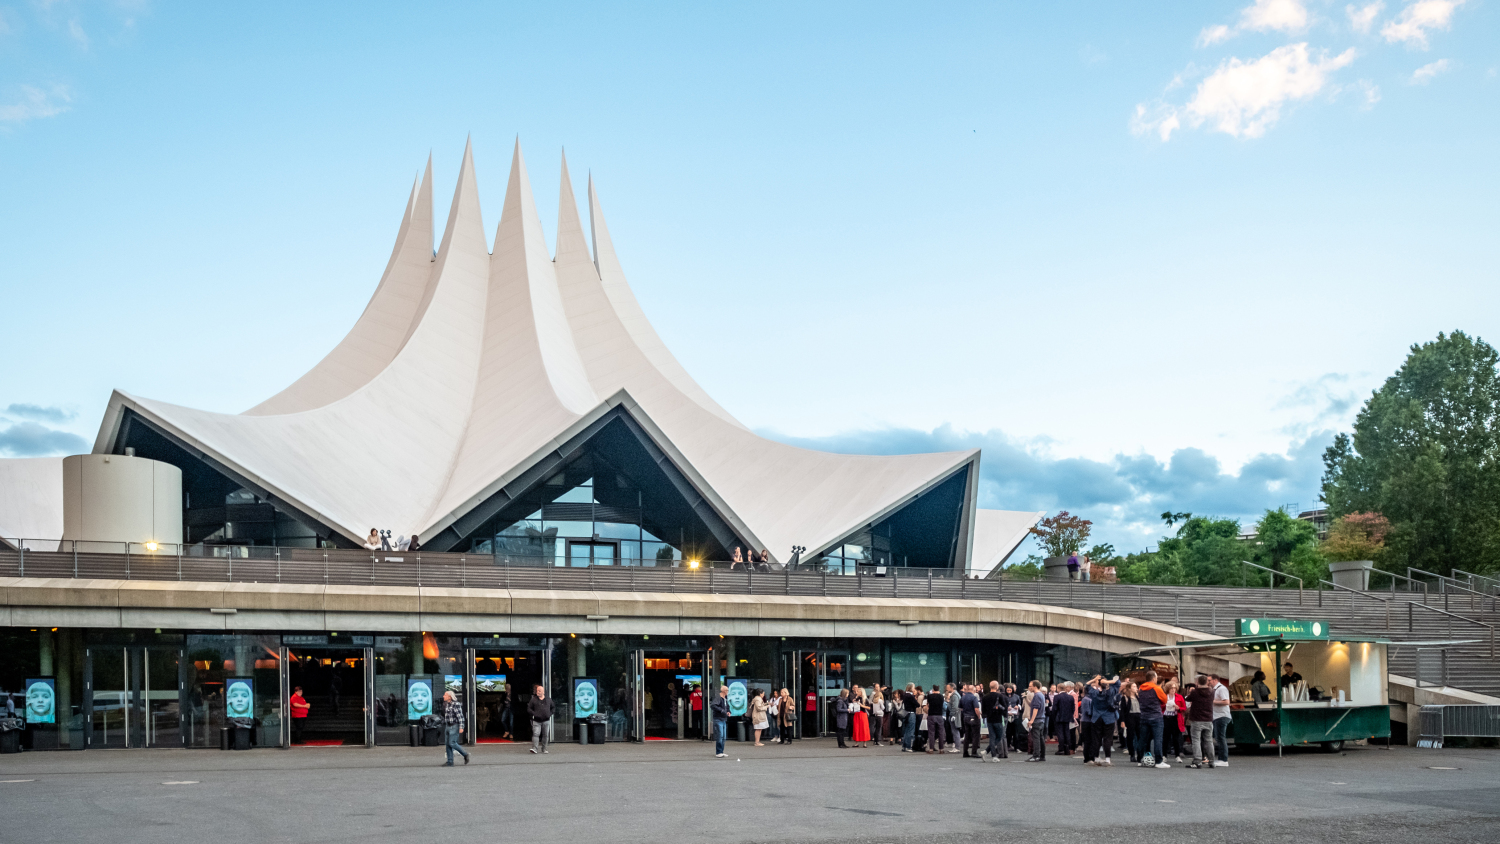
813, 466, 970, 574
468, 453, 686, 567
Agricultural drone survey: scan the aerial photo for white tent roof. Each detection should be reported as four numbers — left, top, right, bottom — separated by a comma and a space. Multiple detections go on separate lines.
94, 141, 1037, 565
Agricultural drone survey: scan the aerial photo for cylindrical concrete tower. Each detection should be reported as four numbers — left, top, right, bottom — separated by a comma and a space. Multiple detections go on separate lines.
62, 454, 183, 546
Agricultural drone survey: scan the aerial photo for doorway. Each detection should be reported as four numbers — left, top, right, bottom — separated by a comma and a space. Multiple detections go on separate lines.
471, 649, 546, 743
286, 647, 366, 746
85, 646, 184, 748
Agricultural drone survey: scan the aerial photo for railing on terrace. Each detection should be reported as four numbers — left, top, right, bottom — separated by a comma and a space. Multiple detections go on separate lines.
0, 538, 1493, 655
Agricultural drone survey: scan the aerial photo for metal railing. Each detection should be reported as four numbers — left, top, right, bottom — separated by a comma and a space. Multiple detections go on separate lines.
1238, 560, 1303, 603
1408, 566, 1498, 614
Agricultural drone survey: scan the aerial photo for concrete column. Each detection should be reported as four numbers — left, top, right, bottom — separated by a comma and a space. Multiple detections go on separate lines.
567, 637, 585, 678
55, 630, 74, 748
725, 637, 737, 677
412, 636, 424, 675
39, 629, 55, 675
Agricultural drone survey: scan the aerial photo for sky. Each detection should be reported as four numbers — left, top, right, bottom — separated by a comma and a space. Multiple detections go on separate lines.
1, 1, 1496, 555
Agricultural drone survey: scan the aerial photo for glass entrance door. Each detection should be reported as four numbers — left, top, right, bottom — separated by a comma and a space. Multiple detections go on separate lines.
471, 649, 546, 743
780, 651, 802, 739
286, 648, 366, 746
85, 647, 183, 748
813, 652, 849, 737
568, 541, 616, 567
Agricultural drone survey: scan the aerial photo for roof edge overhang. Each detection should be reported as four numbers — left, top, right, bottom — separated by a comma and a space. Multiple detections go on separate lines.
94, 391, 363, 547
420, 388, 770, 558
801, 448, 982, 570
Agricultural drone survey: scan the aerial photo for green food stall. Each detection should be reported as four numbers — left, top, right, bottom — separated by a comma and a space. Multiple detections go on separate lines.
1163, 618, 1392, 755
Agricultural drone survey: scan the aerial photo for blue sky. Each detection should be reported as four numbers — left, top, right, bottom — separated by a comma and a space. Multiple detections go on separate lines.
2, 1, 1496, 554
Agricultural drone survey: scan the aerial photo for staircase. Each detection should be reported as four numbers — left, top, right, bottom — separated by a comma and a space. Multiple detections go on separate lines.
997, 579, 1500, 697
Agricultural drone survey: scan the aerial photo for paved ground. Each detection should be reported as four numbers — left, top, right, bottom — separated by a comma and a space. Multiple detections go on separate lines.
2, 739, 1497, 844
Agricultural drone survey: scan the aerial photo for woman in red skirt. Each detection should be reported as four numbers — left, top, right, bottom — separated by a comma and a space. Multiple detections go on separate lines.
851, 685, 871, 747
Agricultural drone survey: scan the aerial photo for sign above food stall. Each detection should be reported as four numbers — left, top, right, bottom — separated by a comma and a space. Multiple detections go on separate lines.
1237, 618, 1329, 639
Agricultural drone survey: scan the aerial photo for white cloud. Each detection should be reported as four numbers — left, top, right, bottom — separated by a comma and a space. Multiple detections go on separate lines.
1382, 0, 1464, 48
1187, 44, 1356, 138
1355, 79, 1382, 107
1411, 58, 1450, 82
0, 85, 72, 124
1241, 0, 1310, 32
1198, 24, 1233, 47
1347, 2, 1384, 33
67, 17, 89, 48
1200, 0, 1310, 45
1131, 103, 1181, 141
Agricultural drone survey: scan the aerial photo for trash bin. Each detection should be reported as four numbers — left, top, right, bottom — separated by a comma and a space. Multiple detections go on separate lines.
220, 726, 232, 751
577, 722, 589, 744
0, 718, 23, 754
736, 720, 747, 742
409, 724, 421, 747
421, 714, 443, 746
587, 719, 607, 745
229, 718, 254, 750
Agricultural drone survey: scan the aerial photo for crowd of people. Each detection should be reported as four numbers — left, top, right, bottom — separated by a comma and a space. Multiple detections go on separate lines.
711, 671, 1241, 769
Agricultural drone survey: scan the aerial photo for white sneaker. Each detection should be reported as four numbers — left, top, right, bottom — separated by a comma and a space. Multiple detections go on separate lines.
1218, 759, 1228, 767
715, 753, 727, 758
1155, 762, 1171, 769
1176, 756, 1184, 763
1103, 758, 1112, 767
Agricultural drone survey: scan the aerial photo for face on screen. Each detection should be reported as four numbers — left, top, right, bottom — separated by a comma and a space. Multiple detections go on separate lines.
728, 682, 747, 714
26, 682, 55, 722
225, 681, 253, 718
408, 682, 432, 717
575, 682, 597, 716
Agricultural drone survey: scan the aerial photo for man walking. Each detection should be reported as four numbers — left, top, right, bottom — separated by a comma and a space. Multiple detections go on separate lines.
527, 683, 553, 754
1211, 674, 1232, 766
1185, 674, 1216, 769
711, 683, 731, 757
441, 690, 470, 766
982, 680, 1007, 760
1024, 681, 1047, 762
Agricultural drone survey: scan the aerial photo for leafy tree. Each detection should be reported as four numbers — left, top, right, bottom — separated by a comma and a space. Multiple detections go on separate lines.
1028, 511, 1092, 557
1322, 512, 1390, 563
1003, 554, 1045, 581
1321, 331, 1500, 576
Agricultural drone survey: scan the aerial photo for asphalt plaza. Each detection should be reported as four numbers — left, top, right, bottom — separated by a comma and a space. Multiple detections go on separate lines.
1, 739, 1497, 844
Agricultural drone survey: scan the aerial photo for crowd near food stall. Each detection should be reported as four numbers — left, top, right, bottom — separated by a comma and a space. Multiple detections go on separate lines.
1151, 618, 1393, 756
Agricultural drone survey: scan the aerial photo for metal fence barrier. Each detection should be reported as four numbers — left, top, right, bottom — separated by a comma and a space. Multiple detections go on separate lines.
1416, 704, 1500, 749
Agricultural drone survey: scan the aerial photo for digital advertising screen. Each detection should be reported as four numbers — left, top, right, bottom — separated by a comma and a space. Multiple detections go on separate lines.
444, 675, 463, 693
727, 678, 748, 717
573, 678, 599, 719
407, 678, 434, 720
224, 678, 254, 720
24, 678, 55, 725
475, 675, 507, 693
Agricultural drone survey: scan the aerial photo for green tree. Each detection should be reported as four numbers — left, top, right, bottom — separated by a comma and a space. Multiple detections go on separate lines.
1321, 331, 1500, 576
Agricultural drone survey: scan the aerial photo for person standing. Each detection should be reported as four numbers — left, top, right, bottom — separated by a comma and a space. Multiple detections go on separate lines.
711, 684, 730, 757
924, 686, 947, 754
1250, 671, 1273, 707
1066, 552, 1080, 581
1078, 681, 1095, 763
750, 689, 770, 746
1163, 679, 1186, 763
1004, 684, 1024, 753
981, 681, 1007, 760
960, 684, 982, 759
1184, 675, 1216, 769
869, 689, 885, 746
778, 688, 796, 743
834, 689, 851, 748
1052, 682, 1077, 755
527, 683, 553, 754
900, 684, 920, 752
1120, 682, 1141, 763
945, 684, 963, 753
1024, 681, 1048, 762
1087, 675, 1121, 767
441, 690, 470, 766
1136, 672, 1170, 768
1079, 553, 1091, 583
850, 687, 870, 748
289, 685, 310, 745
1211, 674, 1232, 766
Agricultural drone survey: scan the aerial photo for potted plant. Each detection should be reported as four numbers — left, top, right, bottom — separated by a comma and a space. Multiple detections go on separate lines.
1028, 511, 1093, 581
